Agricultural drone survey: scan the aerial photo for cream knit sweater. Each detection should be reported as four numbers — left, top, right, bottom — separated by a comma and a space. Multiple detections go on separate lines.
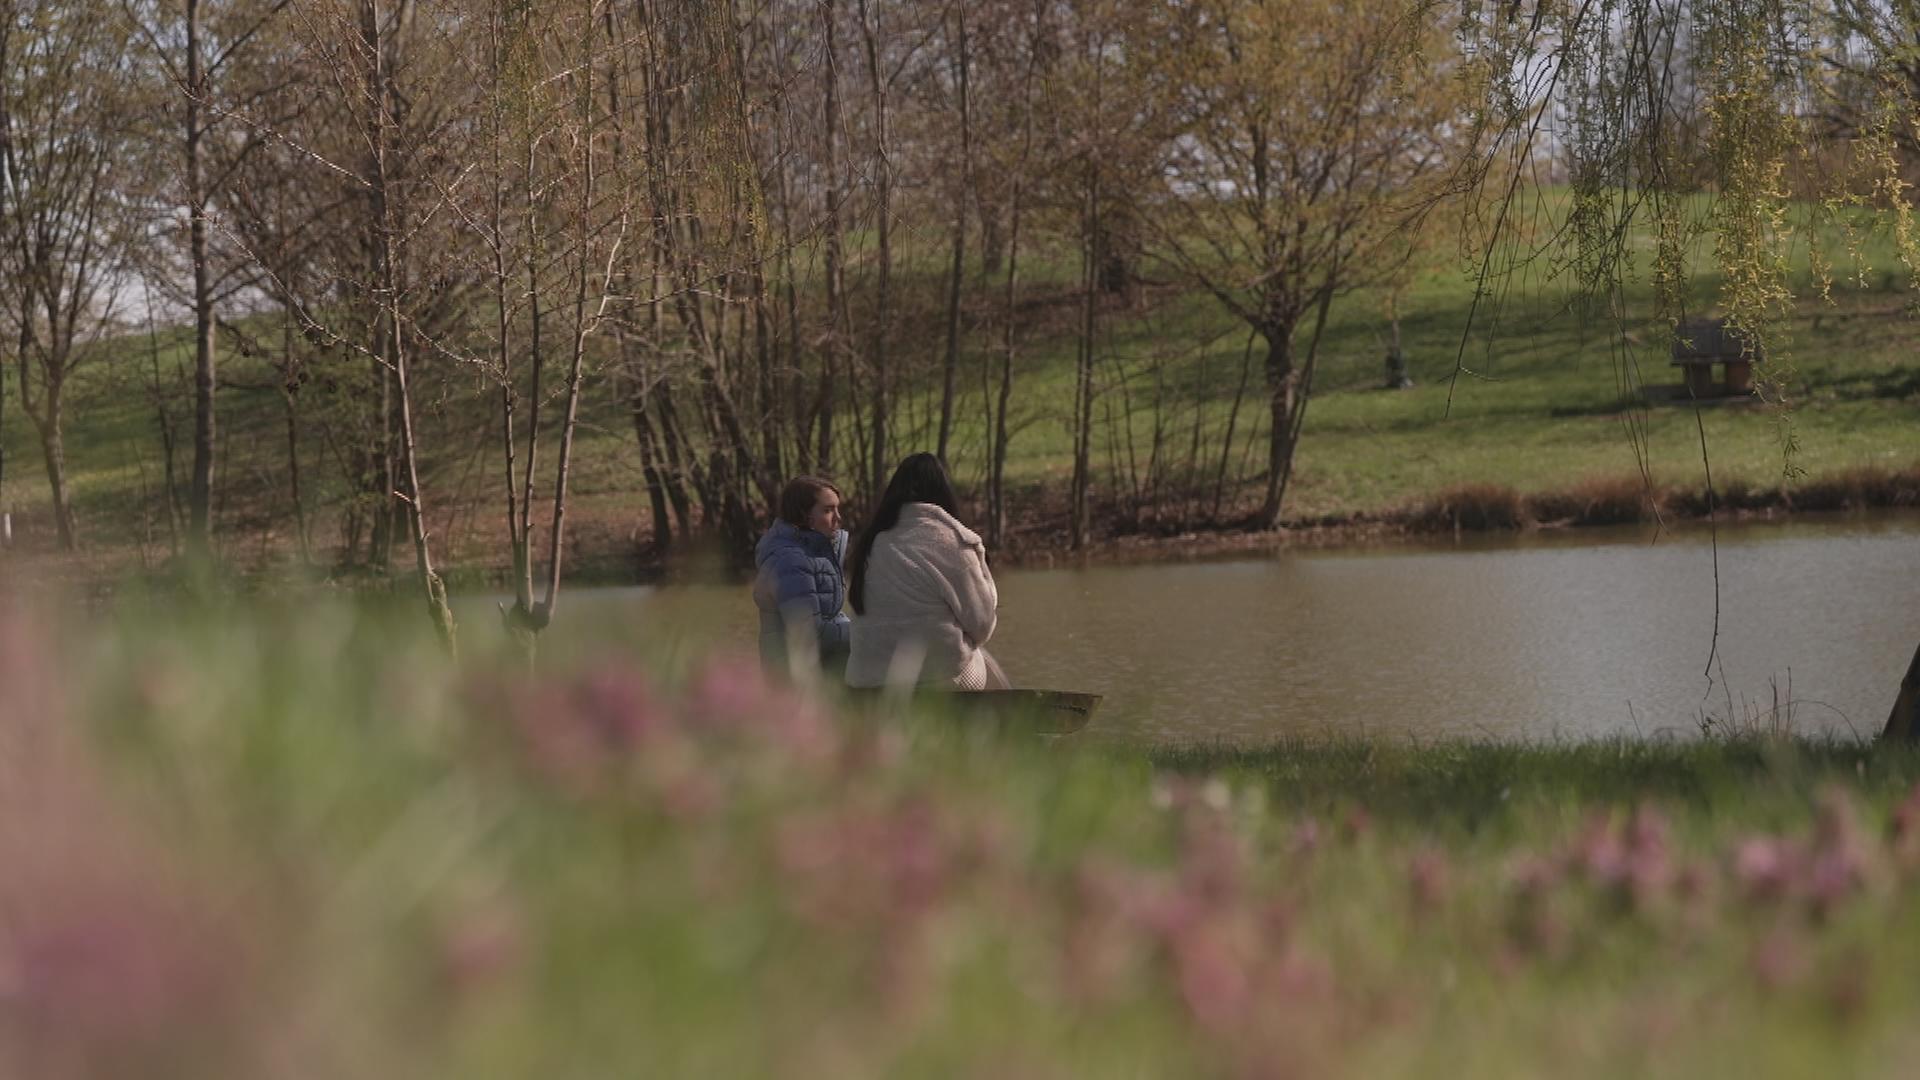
846, 503, 1004, 690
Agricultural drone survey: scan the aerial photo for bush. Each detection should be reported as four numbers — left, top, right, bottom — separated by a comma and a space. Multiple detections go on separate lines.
1525, 475, 1655, 525
1411, 484, 1529, 532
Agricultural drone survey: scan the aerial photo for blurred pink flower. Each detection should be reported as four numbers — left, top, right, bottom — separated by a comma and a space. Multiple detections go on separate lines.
687, 657, 837, 763
1674, 860, 1713, 902
1750, 929, 1806, 990
1180, 817, 1245, 907
1170, 919, 1251, 1033
1623, 805, 1675, 909
6, 886, 239, 1049
1733, 835, 1797, 902
1568, 806, 1673, 910
1341, 807, 1372, 843
1291, 819, 1321, 858
1504, 855, 1569, 958
659, 770, 727, 822
0, 621, 256, 1076
883, 798, 952, 915
1507, 853, 1564, 896
438, 901, 525, 992
1807, 850, 1866, 918
1573, 812, 1628, 887
571, 667, 668, 748
1408, 850, 1450, 915
774, 797, 962, 940
1808, 789, 1874, 916
506, 668, 668, 794
1063, 859, 1152, 1003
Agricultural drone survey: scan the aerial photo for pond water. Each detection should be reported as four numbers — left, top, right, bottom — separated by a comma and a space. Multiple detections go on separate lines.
459, 513, 1920, 743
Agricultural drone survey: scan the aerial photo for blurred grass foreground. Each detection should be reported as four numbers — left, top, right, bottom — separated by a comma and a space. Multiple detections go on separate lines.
9, 600, 1920, 1078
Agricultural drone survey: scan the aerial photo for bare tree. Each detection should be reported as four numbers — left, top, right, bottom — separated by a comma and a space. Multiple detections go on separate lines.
470, 0, 629, 659
121, 0, 291, 561
1130, 0, 1475, 528
854, 0, 896, 499
224, 111, 343, 567
934, 6, 972, 466
816, 0, 850, 479
981, 0, 1045, 550
270, 0, 477, 642
0, 0, 138, 550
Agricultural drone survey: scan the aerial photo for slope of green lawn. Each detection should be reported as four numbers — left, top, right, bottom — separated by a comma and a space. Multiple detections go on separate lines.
0, 195, 1914, 574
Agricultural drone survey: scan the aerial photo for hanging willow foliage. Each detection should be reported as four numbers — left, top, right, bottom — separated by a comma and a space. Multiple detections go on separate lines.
1458, 0, 1919, 474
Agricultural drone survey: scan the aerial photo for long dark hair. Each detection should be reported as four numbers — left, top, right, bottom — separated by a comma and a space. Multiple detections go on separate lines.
847, 453, 960, 614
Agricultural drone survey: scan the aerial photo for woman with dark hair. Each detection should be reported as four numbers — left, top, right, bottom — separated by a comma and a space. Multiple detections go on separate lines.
753, 476, 850, 677
845, 453, 1008, 690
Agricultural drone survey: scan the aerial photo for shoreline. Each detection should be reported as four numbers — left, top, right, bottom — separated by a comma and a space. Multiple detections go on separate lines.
2, 465, 1916, 593
992, 464, 1920, 569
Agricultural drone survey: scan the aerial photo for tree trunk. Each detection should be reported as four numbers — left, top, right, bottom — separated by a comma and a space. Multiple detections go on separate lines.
626, 371, 674, 554
980, 205, 1004, 278
750, 268, 782, 492
368, 331, 396, 570
600, 2, 670, 556
937, 216, 965, 466
661, 216, 763, 558
36, 382, 75, 550
656, 385, 696, 536
724, 15, 783, 497
1258, 320, 1299, 529
517, 197, 546, 616
989, 198, 1021, 550
1269, 287, 1336, 520
364, 0, 453, 651
1070, 167, 1098, 551
1095, 204, 1138, 301
529, 29, 603, 639
391, 312, 453, 651
988, 27, 1038, 550
185, 0, 218, 559
818, 0, 846, 477
936, 10, 971, 465
0, 342, 7, 520
1212, 329, 1256, 520
149, 343, 185, 552
774, 139, 810, 475
281, 313, 309, 565
857, 0, 891, 499
1884, 640, 1920, 740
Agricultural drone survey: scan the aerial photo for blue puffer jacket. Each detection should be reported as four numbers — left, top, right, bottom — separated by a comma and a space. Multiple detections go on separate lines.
752, 520, 851, 670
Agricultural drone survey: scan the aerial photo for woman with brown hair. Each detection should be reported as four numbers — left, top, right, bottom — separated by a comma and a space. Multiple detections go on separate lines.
752, 476, 851, 677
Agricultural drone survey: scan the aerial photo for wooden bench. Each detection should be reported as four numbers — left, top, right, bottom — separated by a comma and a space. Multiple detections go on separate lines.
1671, 317, 1761, 398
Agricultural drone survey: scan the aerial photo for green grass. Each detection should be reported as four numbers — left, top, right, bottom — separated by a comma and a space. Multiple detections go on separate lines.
1, 191, 1915, 574
10, 598, 1920, 1077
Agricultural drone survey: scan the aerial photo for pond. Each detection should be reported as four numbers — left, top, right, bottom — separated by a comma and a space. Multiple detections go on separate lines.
461, 513, 1920, 743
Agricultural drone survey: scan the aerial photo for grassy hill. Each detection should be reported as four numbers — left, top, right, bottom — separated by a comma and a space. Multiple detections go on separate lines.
1, 192, 1915, 584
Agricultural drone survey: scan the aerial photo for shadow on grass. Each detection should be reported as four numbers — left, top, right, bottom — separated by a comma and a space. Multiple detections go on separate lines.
1816, 367, 1920, 404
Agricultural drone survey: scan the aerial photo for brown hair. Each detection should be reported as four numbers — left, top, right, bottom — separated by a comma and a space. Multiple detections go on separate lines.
778, 476, 842, 530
